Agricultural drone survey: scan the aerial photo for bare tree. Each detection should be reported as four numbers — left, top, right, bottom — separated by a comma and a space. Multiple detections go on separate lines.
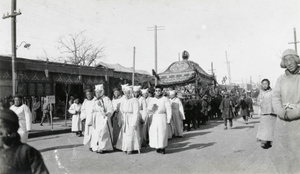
58, 31, 105, 66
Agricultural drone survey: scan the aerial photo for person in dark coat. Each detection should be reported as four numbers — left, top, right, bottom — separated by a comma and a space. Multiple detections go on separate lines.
183, 96, 195, 131
201, 95, 209, 125
219, 92, 235, 129
0, 109, 49, 174
236, 93, 250, 124
245, 93, 254, 118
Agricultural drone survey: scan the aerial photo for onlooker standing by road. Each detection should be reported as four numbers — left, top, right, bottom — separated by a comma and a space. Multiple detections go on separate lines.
68, 97, 83, 137
40, 98, 50, 126
272, 49, 300, 173
256, 79, 276, 149
219, 92, 235, 130
9, 95, 32, 143
31, 97, 40, 124
0, 109, 49, 174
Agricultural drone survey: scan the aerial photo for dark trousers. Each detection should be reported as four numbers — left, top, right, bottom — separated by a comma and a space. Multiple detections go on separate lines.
41, 113, 50, 124
224, 118, 233, 127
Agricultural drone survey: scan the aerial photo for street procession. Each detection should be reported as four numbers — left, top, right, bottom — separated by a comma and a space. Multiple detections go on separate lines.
0, 0, 300, 174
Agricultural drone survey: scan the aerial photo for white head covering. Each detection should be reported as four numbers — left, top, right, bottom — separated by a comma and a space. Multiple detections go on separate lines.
133, 86, 141, 92
95, 84, 104, 91
141, 89, 148, 94
280, 49, 300, 68
121, 84, 129, 91
124, 85, 133, 92
169, 90, 176, 96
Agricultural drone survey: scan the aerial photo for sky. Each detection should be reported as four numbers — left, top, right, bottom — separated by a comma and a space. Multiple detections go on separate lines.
0, 0, 299, 87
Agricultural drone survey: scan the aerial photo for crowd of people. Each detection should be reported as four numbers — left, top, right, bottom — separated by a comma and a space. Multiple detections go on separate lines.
0, 48, 299, 173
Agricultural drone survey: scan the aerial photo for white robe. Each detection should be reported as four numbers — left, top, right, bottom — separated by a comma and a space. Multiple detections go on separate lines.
148, 96, 172, 149
138, 96, 148, 144
170, 97, 186, 137
68, 103, 82, 132
116, 97, 141, 151
80, 99, 95, 145
90, 96, 114, 151
10, 104, 32, 143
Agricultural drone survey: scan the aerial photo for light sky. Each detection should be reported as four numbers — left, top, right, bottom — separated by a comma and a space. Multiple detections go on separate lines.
1, 0, 299, 87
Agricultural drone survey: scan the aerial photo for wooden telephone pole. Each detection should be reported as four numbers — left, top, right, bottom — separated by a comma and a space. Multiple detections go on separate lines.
3, 0, 22, 96
288, 28, 299, 54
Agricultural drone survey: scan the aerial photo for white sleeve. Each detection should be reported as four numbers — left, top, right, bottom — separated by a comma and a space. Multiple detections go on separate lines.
24, 105, 32, 131
68, 104, 76, 114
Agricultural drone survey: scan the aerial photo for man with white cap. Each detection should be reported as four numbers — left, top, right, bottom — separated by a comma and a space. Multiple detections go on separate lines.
90, 84, 114, 154
169, 90, 185, 137
116, 86, 141, 154
147, 85, 172, 154
133, 86, 148, 146
271, 49, 300, 173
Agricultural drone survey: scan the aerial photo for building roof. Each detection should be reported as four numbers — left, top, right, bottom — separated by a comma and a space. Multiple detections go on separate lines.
97, 61, 151, 75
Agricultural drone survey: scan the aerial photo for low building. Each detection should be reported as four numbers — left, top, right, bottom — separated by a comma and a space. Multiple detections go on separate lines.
0, 55, 151, 119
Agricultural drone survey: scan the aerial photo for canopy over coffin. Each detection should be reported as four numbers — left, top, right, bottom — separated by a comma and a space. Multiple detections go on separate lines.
158, 59, 214, 86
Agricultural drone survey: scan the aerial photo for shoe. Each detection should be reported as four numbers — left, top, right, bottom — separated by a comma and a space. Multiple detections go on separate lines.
156, 149, 161, 153
89, 148, 93, 152
224, 127, 227, 130
78, 134, 83, 137
40, 123, 43, 126
126, 151, 132, 155
261, 141, 272, 149
160, 149, 165, 154
96, 150, 104, 154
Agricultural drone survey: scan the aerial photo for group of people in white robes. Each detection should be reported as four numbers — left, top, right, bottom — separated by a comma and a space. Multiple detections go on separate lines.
75, 84, 186, 154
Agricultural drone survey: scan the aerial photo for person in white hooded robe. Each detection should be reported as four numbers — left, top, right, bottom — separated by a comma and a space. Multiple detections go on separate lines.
133, 86, 147, 146
116, 86, 141, 154
90, 84, 114, 154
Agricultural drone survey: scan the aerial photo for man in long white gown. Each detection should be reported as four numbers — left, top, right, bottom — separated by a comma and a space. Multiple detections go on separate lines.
10, 95, 32, 143
90, 84, 114, 153
133, 86, 147, 146
80, 89, 95, 150
169, 90, 185, 137
147, 85, 172, 154
116, 86, 141, 154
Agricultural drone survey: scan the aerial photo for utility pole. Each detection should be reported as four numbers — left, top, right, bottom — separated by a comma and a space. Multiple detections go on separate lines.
288, 28, 299, 54
147, 25, 165, 85
3, 0, 22, 96
132, 47, 135, 86
178, 52, 180, 61
225, 51, 232, 85
209, 62, 216, 76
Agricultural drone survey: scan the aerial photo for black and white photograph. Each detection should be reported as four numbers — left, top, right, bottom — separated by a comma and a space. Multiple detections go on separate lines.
0, 0, 300, 173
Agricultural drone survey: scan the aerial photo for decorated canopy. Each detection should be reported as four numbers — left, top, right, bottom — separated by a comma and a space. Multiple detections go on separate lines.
158, 53, 215, 86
